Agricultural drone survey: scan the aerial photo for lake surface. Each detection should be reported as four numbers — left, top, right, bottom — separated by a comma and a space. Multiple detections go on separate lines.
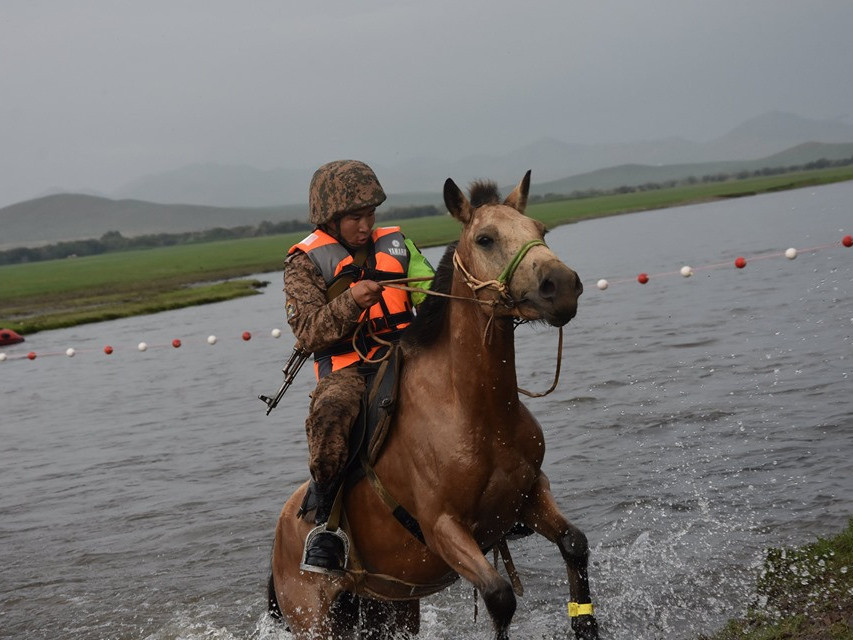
2, 181, 851, 639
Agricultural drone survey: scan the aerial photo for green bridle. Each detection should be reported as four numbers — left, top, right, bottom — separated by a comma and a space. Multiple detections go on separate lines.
451, 237, 547, 310
497, 239, 546, 286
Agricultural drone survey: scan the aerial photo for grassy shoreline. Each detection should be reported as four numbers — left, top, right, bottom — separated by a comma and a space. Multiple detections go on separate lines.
2, 165, 852, 335
699, 519, 853, 640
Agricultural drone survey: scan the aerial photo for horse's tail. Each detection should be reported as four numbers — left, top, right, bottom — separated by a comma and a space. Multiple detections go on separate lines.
267, 572, 283, 621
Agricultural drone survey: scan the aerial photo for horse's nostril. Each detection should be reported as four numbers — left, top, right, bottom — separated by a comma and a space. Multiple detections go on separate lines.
539, 278, 556, 300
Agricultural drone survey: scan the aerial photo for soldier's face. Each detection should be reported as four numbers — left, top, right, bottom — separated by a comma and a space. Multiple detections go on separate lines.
338, 207, 376, 247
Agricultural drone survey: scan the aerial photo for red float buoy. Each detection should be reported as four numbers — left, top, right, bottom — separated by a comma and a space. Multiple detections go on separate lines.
734, 257, 747, 269
104, 345, 114, 355
637, 273, 649, 284
172, 339, 182, 348
242, 331, 252, 341
843, 235, 853, 248
27, 351, 36, 360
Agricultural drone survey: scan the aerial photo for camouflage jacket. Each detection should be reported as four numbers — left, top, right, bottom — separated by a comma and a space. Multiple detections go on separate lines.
283, 250, 365, 354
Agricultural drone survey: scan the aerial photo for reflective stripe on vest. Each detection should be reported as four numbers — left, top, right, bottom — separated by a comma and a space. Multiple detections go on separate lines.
289, 227, 413, 378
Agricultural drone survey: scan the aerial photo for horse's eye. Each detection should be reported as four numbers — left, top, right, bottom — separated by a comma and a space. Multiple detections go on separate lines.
476, 235, 494, 248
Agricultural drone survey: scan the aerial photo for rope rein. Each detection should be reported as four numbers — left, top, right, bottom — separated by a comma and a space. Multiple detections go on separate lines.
350, 244, 564, 397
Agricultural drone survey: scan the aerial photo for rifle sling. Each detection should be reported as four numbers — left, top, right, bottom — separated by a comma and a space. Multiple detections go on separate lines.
326, 245, 370, 301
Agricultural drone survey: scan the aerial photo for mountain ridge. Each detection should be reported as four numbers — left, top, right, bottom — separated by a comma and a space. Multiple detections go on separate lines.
530, 141, 853, 195
103, 111, 853, 207
3, 141, 853, 250
3, 112, 853, 249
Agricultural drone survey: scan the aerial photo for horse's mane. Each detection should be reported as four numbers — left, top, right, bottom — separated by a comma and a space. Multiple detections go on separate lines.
469, 181, 501, 208
402, 242, 457, 350
402, 182, 502, 350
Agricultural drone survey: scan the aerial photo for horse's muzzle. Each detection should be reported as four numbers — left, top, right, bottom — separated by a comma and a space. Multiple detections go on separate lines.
534, 262, 582, 326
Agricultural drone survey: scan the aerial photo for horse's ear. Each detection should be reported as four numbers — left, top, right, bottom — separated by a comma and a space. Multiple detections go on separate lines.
444, 178, 473, 224
504, 170, 532, 214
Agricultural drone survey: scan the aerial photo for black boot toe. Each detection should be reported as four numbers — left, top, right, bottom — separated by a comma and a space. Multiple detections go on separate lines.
301, 530, 346, 574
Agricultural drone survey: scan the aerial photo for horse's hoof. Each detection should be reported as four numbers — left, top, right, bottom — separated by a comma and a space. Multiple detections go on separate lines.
571, 614, 599, 640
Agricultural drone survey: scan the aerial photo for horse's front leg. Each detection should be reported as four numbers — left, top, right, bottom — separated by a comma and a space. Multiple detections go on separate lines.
429, 513, 516, 640
519, 472, 599, 640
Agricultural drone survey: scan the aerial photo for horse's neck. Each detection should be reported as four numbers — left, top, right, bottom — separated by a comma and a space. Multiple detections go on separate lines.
441, 277, 520, 405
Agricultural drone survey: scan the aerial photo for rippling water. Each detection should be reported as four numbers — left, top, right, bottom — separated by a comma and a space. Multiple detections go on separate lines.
2, 182, 852, 640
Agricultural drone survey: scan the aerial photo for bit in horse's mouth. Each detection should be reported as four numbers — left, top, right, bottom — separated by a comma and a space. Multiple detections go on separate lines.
515, 300, 569, 326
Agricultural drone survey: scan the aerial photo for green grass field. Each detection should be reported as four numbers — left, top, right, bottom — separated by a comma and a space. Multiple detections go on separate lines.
2, 165, 852, 334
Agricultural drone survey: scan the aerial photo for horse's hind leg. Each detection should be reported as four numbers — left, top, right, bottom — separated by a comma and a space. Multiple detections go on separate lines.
519, 472, 599, 640
359, 598, 420, 639
267, 573, 283, 621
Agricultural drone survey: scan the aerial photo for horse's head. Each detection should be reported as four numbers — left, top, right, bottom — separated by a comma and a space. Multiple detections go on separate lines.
443, 171, 582, 326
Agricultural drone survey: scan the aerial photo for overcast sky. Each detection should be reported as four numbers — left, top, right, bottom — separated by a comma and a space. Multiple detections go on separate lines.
1, 0, 851, 208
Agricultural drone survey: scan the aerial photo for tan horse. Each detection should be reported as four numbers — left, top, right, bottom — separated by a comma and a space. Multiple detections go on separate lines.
269, 171, 598, 640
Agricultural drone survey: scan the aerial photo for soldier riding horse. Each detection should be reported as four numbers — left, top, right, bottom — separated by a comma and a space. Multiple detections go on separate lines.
269, 171, 598, 639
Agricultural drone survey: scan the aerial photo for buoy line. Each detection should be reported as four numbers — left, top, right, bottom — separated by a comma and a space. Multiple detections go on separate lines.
2, 235, 850, 364
595, 234, 851, 290
0, 328, 285, 362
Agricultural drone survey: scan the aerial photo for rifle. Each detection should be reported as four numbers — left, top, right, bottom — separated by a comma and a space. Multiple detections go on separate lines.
258, 346, 310, 415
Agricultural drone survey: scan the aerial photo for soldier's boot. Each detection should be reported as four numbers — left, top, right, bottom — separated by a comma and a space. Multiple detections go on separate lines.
300, 480, 348, 575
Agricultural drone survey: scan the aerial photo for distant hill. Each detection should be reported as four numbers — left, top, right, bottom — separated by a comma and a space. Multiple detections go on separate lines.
2, 139, 852, 251
529, 142, 853, 196
0, 195, 307, 250
115, 164, 315, 209
105, 111, 853, 207
0, 191, 445, 250
758, 141, 853, 165
702, 111, 853, 159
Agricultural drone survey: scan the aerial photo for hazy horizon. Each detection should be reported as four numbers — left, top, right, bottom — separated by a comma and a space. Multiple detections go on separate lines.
1, 0, 852, 208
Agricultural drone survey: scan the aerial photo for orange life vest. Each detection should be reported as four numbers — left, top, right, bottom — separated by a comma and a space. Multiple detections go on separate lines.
288, 227, 413, 378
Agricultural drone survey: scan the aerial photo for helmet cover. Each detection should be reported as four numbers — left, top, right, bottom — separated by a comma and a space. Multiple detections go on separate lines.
308, 160, 386, 225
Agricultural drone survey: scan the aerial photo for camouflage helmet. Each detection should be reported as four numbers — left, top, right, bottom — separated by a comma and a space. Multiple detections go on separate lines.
308, 160, 387, 225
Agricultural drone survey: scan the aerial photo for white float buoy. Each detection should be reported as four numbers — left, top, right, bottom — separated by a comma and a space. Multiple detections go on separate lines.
271, 328, 282, 338
596, 278, 609, 290
138, 342, 148, 352
680, 265, 694, 277
207, 335, 218, 345
66, 347, 76, 357
785, 247, 797, 260
0, 353, 7, 362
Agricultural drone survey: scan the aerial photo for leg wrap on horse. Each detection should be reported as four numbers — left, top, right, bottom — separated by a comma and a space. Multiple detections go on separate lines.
560, 527, 599, 639
570, 612, 599, 640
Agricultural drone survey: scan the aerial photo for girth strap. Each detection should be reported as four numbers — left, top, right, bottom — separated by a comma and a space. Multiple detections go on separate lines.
359, 449, 425, 544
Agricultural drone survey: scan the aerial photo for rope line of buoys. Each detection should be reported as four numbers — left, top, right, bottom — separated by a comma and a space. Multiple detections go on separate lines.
595, 234, 851, 290
0, 327, 286, 363
2, 235, 850, 364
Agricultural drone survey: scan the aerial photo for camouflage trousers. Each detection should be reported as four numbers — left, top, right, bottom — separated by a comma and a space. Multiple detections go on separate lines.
305, 365, 366, 485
